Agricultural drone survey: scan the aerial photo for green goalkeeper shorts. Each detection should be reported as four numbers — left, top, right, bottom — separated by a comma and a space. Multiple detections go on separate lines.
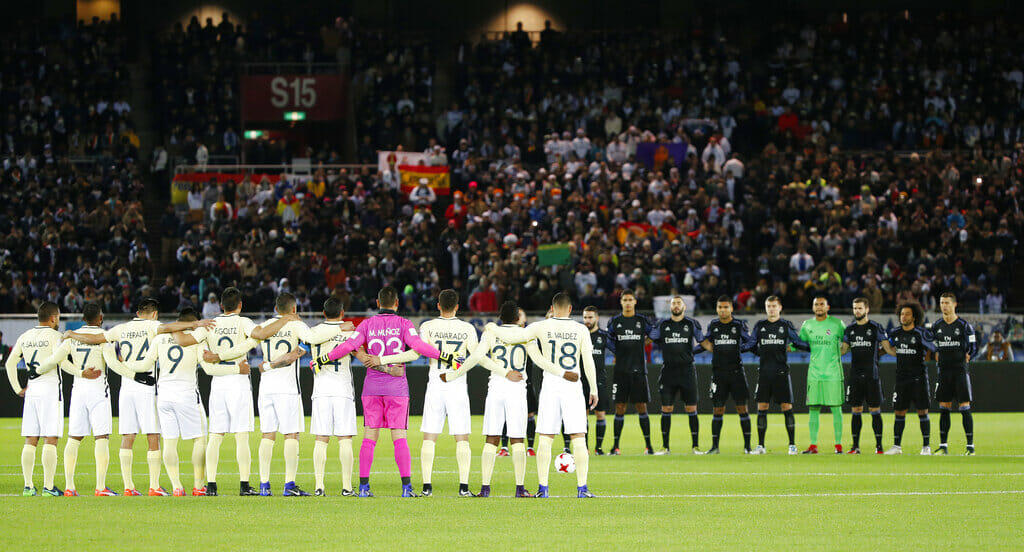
806, 379, 844, 406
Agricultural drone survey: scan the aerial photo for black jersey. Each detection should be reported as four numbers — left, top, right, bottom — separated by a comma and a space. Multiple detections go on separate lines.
607, 314, 652, 374
889, 326, 936, 381
930, 317, 977, 373
843, 320, 889, 379
750, 318, 808, 375
654, 317, 703, 371
589, 329, 609, 372
705, 318, 753, 372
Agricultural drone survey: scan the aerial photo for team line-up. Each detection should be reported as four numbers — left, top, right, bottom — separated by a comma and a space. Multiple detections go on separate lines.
5, 286, 976, 498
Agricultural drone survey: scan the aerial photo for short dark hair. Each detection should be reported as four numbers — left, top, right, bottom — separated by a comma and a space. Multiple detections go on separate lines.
765, 295, 781, 304
583, 305, 599, 314
438, 289, 459, 312
499, 300, 519, 324
716, 295, 732, 304
852, 297, 869, 306
812, 294, 829, 304
552, 292, 572, 309
37, 301, 59, 323
221, 287, 242, 311
621, 288, 635, 298
378, 286, 399, 309
177, 307, 199, 322
276, 292, 296, 313
323, 297, 343, 319
137, 298, 159, 315
82, 303, 102, 325
940, 292, 958, 302
898, 302, 924, 327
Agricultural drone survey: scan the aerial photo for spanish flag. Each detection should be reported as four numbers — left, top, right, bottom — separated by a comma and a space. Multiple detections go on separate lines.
399, 165, 451, 196
616, 222, 654, 244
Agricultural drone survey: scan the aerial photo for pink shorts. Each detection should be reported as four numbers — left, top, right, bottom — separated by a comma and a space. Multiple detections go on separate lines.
362, 395, 409, 429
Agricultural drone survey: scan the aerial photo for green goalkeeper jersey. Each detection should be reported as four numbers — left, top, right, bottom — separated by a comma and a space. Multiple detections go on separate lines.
799, 315, 846, 381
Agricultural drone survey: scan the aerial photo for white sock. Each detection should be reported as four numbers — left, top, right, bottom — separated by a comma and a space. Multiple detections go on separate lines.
64, 439, 81, 491
163, 438, 182, 490
284, 438, 299, 484
480, 443, 497, 486
192, 437, 207, 487
455, 440, 471, 485
536, 435, 553, 487
94, 438, 110, 491
41, 444, 57, 489
119, 448, 134, 490
235, 433, 251, 482
259, 438, 275, 484
510, 443, 526, 486
147, 449, 162, 490
21, 444, 36, 487
339, 438, 353, 491
313, 440, 328, 490
572, 437, 589, 487
205, 433, 223, 483
420, 440, 435, 485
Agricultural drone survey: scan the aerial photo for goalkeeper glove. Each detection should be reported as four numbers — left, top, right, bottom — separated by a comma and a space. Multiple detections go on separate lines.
133, 372, 157, 386
310, 353, 332, 375
437, 352, 463, 370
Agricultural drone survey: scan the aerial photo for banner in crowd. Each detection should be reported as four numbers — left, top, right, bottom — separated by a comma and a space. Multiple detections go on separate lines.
377, 151, 427, 174
398, 164, 451, 196
537, 242, 572, 266
170, 172, 286, 204
636, 142, 688, 171
616, 221, 692, 244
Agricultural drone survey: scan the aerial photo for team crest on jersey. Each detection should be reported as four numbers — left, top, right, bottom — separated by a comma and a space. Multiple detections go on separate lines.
760, 327, 766, 333
731, 327, 736, 334
911, 337, 917, 344
955, 328, 960, 335
826, 329, 832, 335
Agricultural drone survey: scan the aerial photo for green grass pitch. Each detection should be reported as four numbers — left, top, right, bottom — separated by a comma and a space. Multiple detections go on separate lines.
0, 413, 1022, 550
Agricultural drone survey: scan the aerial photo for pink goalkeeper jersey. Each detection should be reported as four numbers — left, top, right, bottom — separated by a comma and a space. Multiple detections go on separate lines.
325, 311, 441, 397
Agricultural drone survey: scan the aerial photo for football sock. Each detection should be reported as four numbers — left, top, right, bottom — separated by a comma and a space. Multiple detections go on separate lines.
595, 418, 606, 449
94, 438, 110, 491
359, 438, 376, 480
613, 415, 624, 448
562, 432, 571, 451
510, 442, 526, 486
339, 439, 353, 491
756, 409, 769, 447
639, 413, 652, 450
119, 448, 133, 490
939, 406, 951, 445
960, 406, 974, 446
500, 425, 509, 449
784, 409, 796, 446
739, 413, 751, 450
147, 449, 162, 490
41, 444, 57, 489
235, 433, 251, 482
420, 440, 435, 485
455, 440, 471, 485
893, 415, 906, 447
808, 406, 821, 445
192, 436, 206, 485
313, 440, 327, 490
21, 444, 35, 487
258, 438, 274, 484
163, 438, 182, 490
711, 415, 723, 448
661, 412, 672, 449
851, 412, 863, 448
871, 411, 884, 449
536, 435, 553, 487
283, 438, 299, 484
572, 437, 589, 487
393, 438, 412, 481
527, 415, 536, 448
205, 433, 223, 483
689, 411, 700, 447
831, 406, 843, 445
64, 438, 80, 491
480, 443, 497, 486
919, 413, 930, 447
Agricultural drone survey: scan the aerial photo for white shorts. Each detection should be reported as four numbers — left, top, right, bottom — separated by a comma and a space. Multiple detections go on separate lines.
258, 394, 304, 435
118, 392, 160, 435
310, 396, 357, 437
420, 383, 471, 435
208, 384, 254, 434
158, 394, 208, 440
536, 385, 587, 435
22, 395, 64, 438
69, 389, 113, 437
482, 384, 527, 438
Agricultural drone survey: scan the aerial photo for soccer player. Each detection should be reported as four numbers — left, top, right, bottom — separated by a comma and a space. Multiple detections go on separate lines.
486, 292, 599, 498
105, 308, 255, 496
443, 300, 530, 497
799, 296, 847, 454
174, 287, 295, 496
884, 302, 936, 455
698, 296, 754, 454
582, 306, 611, 454
749, 296, 808, 455
841, 297, 897, 454
931, 293, 976, 455
607, 289, 655, 455
311, 286, 461, 498
5, 302, 100, 496
652, 296, 705, 455
64, 298, 212, 496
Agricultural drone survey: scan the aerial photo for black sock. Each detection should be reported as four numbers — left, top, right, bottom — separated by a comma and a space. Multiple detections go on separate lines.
595, 419, 606, 449
960, 407, 974, 446
871, 411, 883, 449
401, 476, 411, 486
501, 422, 509, 449
562, 432, 571, 451
851, 412, 862, 448
711, 415, 723, 448
756, 410, 768, 447
784, 410, 796, 446
688, 411, 700, 448
894, 415, 906, 447
919, 414, 930, 447
527, 415, 536, 448
360, 477, 369, 486
739, 413, 751, 450
660, 413, 672, 449
613, 415, 624, 449
639, 413, 652, 450
939, 407, 951, 445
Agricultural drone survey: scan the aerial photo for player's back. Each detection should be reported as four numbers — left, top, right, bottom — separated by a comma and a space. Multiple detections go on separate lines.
207, 313, 256, 389
67, 326, 109, 393
532, 317, 590, 390
153, 329, 204, 396
307, 322, 353, 399
107, 318, 160, 394
420, 317, 477, 387
14, 326, 65, 396
483, 325, 531, 389
359, 313, 417, 396
258, 317, 310, 395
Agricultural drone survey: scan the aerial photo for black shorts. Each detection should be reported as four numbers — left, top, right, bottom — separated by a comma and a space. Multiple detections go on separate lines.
935, 369, 973, 404
582, 368, 610, 412
846, 375, 884, 409
613, 369, 650, 404
893, 377, 930, 411
711, 370, 749, 408
754, 372, 793, 405
659, 371, 699, 407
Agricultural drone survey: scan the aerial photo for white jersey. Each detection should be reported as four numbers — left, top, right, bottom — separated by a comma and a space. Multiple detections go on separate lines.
50, 326, 110, 396
304, 321, 352, 399
206, 313, 257, 391
5, 326, 65, 398
478, 326, 530, 391
519, 317, 596, 394
257, 317, 313, 396
419, 317, 478, 387
152, 328, 207, 396
104, 318, 160, 395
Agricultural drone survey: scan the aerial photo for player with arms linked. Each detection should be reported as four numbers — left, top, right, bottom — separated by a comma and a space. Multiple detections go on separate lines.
930, 293, 976, 455
698, 296, 755, 454
841, 297, 897, 454
749, 296, 809, 455
652, 296, 705, 455
884, 302, 936, 455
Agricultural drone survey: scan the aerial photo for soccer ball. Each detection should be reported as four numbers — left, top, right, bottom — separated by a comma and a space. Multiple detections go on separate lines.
554, 452, 575, 473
